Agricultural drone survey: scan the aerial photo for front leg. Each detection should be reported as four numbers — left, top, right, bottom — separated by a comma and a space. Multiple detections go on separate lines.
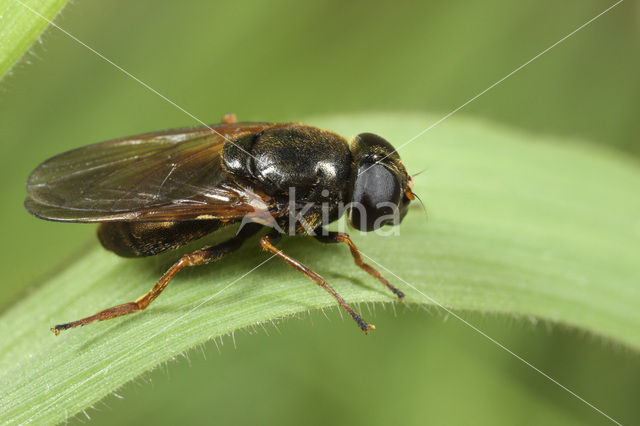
314, 230, 405, 300
259, 231, 375, 334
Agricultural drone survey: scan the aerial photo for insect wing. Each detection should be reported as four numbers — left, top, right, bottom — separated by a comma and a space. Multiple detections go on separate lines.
25, 123, 276, 222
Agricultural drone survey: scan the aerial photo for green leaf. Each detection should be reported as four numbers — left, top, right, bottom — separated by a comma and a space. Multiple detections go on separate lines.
1, 113, 639, 424
0, 0, 69, 79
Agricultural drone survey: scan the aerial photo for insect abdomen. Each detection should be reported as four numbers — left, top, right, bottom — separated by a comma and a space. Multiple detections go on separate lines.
97, 220, 223, 258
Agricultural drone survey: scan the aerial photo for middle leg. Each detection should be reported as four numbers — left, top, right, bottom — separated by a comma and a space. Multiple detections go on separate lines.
314, 230, 405, 300
259, 231, 374, 334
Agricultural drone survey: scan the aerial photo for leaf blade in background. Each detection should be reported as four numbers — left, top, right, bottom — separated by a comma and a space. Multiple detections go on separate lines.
1, 113, 639, 424
0, 0, 69, 79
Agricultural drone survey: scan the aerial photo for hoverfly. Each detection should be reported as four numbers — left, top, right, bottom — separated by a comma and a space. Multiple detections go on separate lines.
25, 114, 416, 335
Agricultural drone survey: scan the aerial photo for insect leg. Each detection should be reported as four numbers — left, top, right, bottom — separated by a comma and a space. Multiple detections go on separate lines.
314, 230, 404, 300
51, 223, 263, 335
221, 113, 237, 124
259, 230, 374, 334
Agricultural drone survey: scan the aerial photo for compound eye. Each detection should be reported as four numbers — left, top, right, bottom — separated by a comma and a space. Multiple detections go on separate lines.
352, 133, 396, 156
350, 163, 401, 231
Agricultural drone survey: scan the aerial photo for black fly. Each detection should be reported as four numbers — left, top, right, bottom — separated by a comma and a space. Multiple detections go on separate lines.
25, 114, 416, 335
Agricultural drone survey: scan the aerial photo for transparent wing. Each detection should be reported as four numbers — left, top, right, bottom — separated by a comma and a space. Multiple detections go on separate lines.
25, 122, 279, 222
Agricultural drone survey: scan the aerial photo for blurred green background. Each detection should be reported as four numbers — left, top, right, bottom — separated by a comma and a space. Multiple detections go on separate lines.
1, 0, 639, 424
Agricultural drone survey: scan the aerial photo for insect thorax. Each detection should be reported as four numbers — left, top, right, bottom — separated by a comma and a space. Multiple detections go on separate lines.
222, 124, 353, 233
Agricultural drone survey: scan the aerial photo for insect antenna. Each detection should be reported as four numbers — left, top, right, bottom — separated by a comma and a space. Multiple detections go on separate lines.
409, 170, 428, 220
411, 168, 428, 178
413, 192, 428, 220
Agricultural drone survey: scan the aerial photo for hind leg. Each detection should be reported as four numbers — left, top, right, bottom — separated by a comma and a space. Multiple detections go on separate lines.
52, 223, 262, 334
